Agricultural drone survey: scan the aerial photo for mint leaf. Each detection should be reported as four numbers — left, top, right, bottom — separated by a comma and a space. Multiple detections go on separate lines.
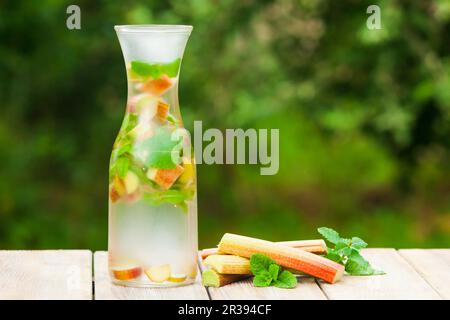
317, 227, 341, 244
318, 227, 385, 276
268, 264, 280, 281
345, 251, 384, 275
161, 58, 181, 77
253, 271, 273, 287
340, 246, 355, 258
326, 248, 343, 263
131, 61, 161, 79
336, 239, 351, 250
119, 144, 132, 156
135, 128, 182, 169
131, 59, 181, 79
351, 237, 368, 249
117, 113, 138, 140
110, 141, 131, 167
274, 270, 297, 289
110, 157, 130, 178
250, 254, 297, 289
250, 254, 276, 276
116, 157, 130, 177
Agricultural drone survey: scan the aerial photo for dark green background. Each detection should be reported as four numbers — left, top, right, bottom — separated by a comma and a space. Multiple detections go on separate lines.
0, 1, 449, 250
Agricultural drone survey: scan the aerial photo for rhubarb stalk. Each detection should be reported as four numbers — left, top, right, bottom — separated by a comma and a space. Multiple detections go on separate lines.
200, 239, 327, 259
204, 254, 251, 275
202, 269, 248, 288
218, 233, 344, 284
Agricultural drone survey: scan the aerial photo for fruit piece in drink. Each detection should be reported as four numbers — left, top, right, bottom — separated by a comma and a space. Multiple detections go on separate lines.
113, 176, 126, 195
111, 265, 142, 281
169, 274, 187, 283
179, 162, 194, 185
156, 100, 169, 122
147, 165, 184, 190
141, 75, 173, 96
145, 264, 171, 283
123, 171, 139, 194
110, 187, 120, 203
110, 176, 127, 202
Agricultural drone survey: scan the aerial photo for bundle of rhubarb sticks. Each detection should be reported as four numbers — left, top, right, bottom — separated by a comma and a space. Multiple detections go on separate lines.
200, 233, 345, 288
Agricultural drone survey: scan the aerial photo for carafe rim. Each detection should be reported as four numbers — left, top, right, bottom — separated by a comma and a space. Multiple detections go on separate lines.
114, 25, 193, 34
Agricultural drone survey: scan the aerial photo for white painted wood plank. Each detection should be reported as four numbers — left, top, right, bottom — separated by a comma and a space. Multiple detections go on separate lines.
318, 249, 441, 300
0, 250, 92, 300
198, 254, 326, 300
94, 251, 209, 300
206, 276, 326, 300
399, 249, 450, 299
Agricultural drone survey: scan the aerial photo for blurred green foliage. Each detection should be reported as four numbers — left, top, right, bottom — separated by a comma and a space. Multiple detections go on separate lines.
0, 0, 449, 250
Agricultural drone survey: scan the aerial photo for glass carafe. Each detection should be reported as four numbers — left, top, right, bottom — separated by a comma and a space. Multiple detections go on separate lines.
108, 25, 197, 287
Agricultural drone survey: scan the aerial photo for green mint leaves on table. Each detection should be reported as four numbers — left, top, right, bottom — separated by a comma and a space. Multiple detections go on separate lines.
250, 254, 297, 289
318, 227, 385, 276
131, 59, 181, 79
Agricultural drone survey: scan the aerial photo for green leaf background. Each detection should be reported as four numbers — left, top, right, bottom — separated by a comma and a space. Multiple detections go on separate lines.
0, 1, 448, 250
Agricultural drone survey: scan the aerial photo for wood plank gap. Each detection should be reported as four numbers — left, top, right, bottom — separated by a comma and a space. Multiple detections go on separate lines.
314, 278, 330, 300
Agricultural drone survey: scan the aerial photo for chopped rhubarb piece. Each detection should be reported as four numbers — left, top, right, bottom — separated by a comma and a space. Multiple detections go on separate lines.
111, 265, 142, 281
110, 176, 126, 203
124, 171, 139, 194
145, 264, 171, 283
109, 187, 120, 203
114, 176, 126, 195
133, 95, 169, 123
141, 75, 173, 96
146, 165, 184, 190
179, 162, 194, 185
156, 100, 169, 122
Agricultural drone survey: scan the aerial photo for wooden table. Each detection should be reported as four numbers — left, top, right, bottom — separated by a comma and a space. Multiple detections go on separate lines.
0, 249, 448, 300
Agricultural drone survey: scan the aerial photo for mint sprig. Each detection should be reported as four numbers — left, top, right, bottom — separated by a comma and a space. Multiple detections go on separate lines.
131, 59, 181, 80
250, 254, 297, 289
318, 227, 385, 276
